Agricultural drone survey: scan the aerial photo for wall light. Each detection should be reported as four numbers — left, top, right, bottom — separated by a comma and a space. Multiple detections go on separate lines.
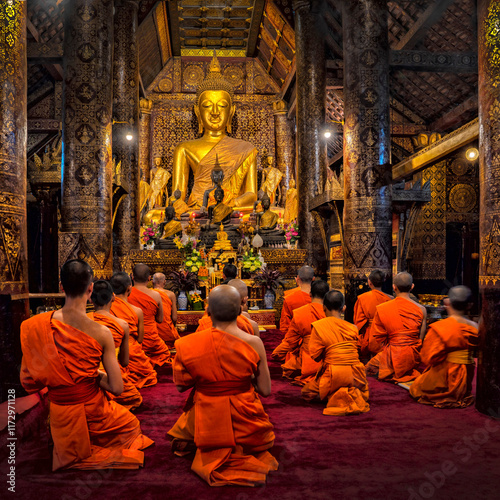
126, 133, 133, 141
324, 131, 332, 139
465, 147, 478, 161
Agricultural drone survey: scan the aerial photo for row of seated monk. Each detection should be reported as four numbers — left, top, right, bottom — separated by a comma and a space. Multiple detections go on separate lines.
19, 260, 478, 486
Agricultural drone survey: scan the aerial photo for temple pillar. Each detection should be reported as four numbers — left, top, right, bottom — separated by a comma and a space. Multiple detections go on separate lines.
476, 0, 500, 417
273, 100, 295, 191
60, 0, 114, 278
293, 0, 328, 273
113, 0, 140, 271
139, 98, 153, 182
342, 0, 392, 319
0, 0, 29, 400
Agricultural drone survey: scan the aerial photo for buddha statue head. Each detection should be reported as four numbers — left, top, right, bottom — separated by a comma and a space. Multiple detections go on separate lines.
195, 53, 235, 135
261, 193, 271, 211
212, 156, 225, 186
164, 206, 175, 222
173, 189, 181, 201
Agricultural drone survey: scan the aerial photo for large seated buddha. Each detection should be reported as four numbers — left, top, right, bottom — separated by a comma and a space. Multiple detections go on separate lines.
171, 54, 258, 211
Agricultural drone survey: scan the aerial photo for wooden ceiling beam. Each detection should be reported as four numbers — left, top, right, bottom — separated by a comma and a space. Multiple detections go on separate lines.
394, 0, 457, 50
430, 95, 478, 132
167, 1, 182, 57
246, 0, 266, 57
390, 50, 477, 73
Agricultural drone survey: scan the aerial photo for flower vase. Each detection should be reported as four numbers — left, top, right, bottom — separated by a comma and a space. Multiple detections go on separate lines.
263, 289, 275, 309
286, 241, 292, 250
146, 240, 155, 250
178, 291, 188, 311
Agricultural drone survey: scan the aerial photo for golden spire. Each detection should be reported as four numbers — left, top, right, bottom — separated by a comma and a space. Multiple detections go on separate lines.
196, 51, 234, 100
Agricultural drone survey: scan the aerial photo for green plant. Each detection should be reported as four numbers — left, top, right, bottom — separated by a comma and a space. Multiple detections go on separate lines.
253, 267, 285, 293
167, 270, 200, 293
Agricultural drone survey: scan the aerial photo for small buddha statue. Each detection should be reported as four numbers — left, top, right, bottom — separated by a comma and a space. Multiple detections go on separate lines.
200, 157, 225, 213
283, 178, 298, 224
148, 157, 170, 209
258, 194, 280, 231
209, 187, 234, 225
260, 155, 283, 206
212, 223, 233, 251
156, 206, 183, 249
168, 189, 189, 218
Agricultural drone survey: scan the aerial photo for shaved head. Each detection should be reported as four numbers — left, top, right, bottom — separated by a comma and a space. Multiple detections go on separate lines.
323, 290, 345, 312
60, 259, 93, 297
153, 272, 166, 286
368, 269, 385, 288
228, 279, 248, 300
133, 263, 150, 283
311, 280, 330, 299
110, 272, 131, 295
448, 285, 472, 312
298, 265, 314, 283
208, 285, 241, 323
393, 272, 413, 293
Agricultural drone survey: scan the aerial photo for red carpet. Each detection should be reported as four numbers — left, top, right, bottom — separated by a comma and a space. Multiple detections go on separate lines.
3, 330, 500, 500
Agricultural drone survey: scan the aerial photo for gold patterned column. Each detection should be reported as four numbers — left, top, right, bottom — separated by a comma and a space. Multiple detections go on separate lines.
139, 98, 153, 183
476, 0, 500, 415
273, 100, 295, 188
342, 0, 392, 319
113, 0, 140, 271
0, 0, 29, 399
60, 0, 114, 278
294, 0, 328, 273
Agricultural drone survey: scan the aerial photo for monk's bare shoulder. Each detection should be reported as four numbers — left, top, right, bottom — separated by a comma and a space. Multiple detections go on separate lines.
54, 311, 112, 347
129, 303, 143, 320
165, 289, 176, 303
113, 315, 129, 332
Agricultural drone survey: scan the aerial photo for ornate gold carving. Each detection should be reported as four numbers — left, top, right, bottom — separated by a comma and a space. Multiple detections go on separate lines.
140, 97, 153, 114
183, 64, 204, 87
449, 184, 477, 213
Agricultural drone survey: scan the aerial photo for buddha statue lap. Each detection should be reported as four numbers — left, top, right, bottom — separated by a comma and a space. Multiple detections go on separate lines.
171, 53, 258, 213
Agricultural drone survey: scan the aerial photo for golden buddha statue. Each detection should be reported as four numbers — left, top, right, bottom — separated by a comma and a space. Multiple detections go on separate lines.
212, 223, 233, 251
156, 207, 183, 249
260, 155, 283, 205
148, 157, 171, 209
171, 53, 258, 210
283, 178, 298, 224
139, 179, 150, 214
169, 189, 189, 218
259, 194, 279, 230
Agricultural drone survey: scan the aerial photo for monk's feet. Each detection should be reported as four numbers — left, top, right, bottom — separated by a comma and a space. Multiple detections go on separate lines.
171, 438, 196, 457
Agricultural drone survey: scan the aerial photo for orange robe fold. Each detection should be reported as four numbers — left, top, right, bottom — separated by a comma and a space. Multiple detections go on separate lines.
168, 327, 277, 486
302, 317, 370, 415
274, 303, 324, 384
353, 289, 392, 356
88, 312, 143, 411
20, 312, 153, 471
196, 313, 255, 335
410, 317, 478, 408
279, 289, 311, 334
110, 297, 157, 388
128, 287, 172, 366
365, 297, 424, 383
156, 288, 180, 348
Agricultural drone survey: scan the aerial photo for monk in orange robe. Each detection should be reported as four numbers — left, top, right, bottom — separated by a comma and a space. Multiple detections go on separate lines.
20, 259, 153, 471
168, 285, 278, 486
409, 286, 479, 408
302, 290, 370, 415
353, 269, 392, 358
152, 272, 180, 348
273, 280, 330, 384
128, 263, 172, 366
228, 279, 260, 336
196, 308, 256, 335
365, 272, 427, 383
88, 280, 143, 411
109, 272, 157, 388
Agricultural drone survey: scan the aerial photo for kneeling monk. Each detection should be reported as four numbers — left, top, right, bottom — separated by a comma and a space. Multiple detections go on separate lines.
168, 285, 278, 486
20, 259, 153, 471
302, 290, 370, 416
409, 286, 479, 408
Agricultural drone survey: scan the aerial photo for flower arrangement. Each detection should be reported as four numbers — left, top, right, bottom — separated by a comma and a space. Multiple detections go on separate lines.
142, 222, 161, 244
174, 235, 206, 273
188, 290, 204, 311
284, 219, 300, 244
253, 268, 285, 294
241, 248, 264, 274
167, 270, 200, 293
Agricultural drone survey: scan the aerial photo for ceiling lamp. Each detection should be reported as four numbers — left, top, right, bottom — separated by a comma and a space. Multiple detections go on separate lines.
465, 147, 478, 161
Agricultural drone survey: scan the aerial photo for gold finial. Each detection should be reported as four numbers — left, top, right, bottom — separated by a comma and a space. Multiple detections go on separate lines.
196, 51, 234, 100
209, 50, 221, 74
